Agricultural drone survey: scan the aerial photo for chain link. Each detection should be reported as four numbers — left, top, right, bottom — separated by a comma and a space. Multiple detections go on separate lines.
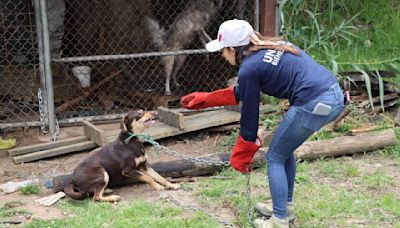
246, 172, 253, 227
165, 193, 233, 227
38, 89, 48, 134
52, 118, 60, 141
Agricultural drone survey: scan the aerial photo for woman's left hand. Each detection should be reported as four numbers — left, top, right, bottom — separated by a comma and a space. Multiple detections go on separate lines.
230, 133, 262, 173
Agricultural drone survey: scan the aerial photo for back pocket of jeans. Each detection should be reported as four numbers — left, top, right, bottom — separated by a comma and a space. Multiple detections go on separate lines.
300, 110, 329, 132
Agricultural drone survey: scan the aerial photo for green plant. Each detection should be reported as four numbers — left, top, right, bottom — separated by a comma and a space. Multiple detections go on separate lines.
20, 184, 41, 195
281, 0, 400, 108
309, 130, 333, 141
344, 165, 359, 177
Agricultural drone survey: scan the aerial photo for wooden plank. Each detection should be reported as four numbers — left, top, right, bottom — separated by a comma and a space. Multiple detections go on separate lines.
12, 141, 97, 164
157, 107, 185, 129
8, 136, 89, 157
358, 93, 399, 108
106, 109, 241, 143
83, 121, 108, 147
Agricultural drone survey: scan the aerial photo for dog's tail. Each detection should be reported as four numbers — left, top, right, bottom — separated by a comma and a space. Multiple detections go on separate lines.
145, 16, 166, 50
64, 182, 87, 200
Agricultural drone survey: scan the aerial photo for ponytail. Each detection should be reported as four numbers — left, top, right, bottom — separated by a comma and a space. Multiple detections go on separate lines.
248, 32, 300, 55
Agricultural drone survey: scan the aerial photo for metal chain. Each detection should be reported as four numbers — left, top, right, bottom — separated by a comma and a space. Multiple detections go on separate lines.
155, 142, 231, 167
52, 118, 60, 141
246, 172, 253, 227
134, 134, 230, 167
38, 89, 48, 134
129, 134, 254, 227
165, 193, 233, 228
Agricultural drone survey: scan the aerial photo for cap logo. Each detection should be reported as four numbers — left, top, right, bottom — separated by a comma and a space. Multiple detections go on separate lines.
218, 33, 222, 42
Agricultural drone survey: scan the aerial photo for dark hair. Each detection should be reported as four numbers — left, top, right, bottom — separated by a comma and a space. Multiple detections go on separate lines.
234, 46, 248, 65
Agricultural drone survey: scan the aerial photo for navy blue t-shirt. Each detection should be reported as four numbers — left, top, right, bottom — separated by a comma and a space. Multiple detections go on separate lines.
234, 48, 338, 142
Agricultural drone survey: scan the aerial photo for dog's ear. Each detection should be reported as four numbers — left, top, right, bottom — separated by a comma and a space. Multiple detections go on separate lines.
120, 115, 128, 132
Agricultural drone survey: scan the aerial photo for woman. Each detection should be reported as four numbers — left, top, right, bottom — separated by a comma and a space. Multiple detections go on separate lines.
181, 19, 344, 228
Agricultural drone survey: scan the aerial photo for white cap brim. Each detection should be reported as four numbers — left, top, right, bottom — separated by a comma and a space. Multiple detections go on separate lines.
205, 39, 224, 52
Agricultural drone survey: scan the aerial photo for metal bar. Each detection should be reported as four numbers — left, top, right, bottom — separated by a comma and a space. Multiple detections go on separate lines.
52, 49, 210, 63
0, 113, 128, 129
33, 0, 49, 131
39, 0, 56, 137
254, 0, 260, 32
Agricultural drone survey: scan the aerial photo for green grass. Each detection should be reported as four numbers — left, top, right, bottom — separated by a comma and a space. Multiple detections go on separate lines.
344, 164, 360, 177
25, 200, 220, 228
188, 168, 269, 227
20, 184, 41, 195
0, 201, 31, 218
360, 168, 394, 190
309, 130, 333, 141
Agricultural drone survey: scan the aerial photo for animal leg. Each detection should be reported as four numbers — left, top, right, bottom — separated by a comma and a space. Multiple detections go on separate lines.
161, 56, 175, 95
171, 55, 187, 87
92, 170, 121, 202
143, 167, 180, 190
123, 170, 165, 191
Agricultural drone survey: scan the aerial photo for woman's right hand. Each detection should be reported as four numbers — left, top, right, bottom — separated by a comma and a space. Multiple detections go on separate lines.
180, 86, 239, 110
180, 92, 209, 109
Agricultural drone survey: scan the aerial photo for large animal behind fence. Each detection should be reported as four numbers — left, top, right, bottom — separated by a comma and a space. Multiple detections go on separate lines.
145, 0, 223, 95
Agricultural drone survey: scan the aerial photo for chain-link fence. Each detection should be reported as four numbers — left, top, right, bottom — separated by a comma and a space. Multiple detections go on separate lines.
1, 0, 259, 131
0, 0, 41, 125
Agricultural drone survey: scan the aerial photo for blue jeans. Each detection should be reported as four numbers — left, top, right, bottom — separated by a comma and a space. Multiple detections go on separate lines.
266, 83, 344, 219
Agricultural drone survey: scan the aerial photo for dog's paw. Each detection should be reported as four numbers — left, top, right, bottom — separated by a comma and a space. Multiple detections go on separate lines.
154, 185, 165, 191
110, 195, 121, 202
168, 183, 181, 190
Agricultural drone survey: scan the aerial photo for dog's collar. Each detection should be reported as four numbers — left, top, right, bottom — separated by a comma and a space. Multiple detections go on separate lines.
124, 132, 155, 145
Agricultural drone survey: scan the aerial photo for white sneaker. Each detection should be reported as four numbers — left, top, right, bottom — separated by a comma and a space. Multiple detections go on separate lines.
255, 200, 295, 221
254, 215, 289, 228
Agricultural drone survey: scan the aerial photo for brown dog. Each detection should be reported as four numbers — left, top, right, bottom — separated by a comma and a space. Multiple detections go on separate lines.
64, 110, 180, 202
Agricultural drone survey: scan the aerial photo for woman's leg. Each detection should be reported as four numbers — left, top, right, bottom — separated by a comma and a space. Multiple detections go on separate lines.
285, 154, 296, 203
266, 106, 315, 218
267, 110, 338, 218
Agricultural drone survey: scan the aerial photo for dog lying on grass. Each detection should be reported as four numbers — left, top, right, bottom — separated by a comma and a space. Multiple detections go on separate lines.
64, 110, 180, 202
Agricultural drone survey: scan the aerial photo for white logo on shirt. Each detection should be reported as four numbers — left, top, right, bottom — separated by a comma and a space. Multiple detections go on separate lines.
263, 49, 284, 66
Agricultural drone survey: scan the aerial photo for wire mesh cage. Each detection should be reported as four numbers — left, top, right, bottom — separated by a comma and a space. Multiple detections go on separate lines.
0, 0, 40, 125
1, 0, 258, 128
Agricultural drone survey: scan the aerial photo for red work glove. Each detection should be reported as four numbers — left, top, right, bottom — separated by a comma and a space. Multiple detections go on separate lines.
230, 134, 262, 173
181, 86, 238, 110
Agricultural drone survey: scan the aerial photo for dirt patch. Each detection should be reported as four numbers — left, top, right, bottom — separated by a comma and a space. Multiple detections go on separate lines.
0, 187, 66, 224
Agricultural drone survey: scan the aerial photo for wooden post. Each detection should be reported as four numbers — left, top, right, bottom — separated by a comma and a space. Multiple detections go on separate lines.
157, 107, 185, 130
83, 121, 108, 147
260, 0, 278, 36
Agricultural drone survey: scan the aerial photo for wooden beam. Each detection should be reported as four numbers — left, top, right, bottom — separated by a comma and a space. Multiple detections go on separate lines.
83, 121, 108, 147
260, 0, 278, 36
8, 136, 89, 157
157, 106, 185, 130
12, 141, 97, 164
106, 109, 241, 143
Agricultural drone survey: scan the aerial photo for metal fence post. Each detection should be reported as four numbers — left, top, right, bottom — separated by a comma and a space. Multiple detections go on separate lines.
254, 0, 260, 32
34, 0, 49, 133
39, 0, 56, 138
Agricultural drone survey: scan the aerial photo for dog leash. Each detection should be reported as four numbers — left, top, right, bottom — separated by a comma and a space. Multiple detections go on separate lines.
125, 132, 254, 227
